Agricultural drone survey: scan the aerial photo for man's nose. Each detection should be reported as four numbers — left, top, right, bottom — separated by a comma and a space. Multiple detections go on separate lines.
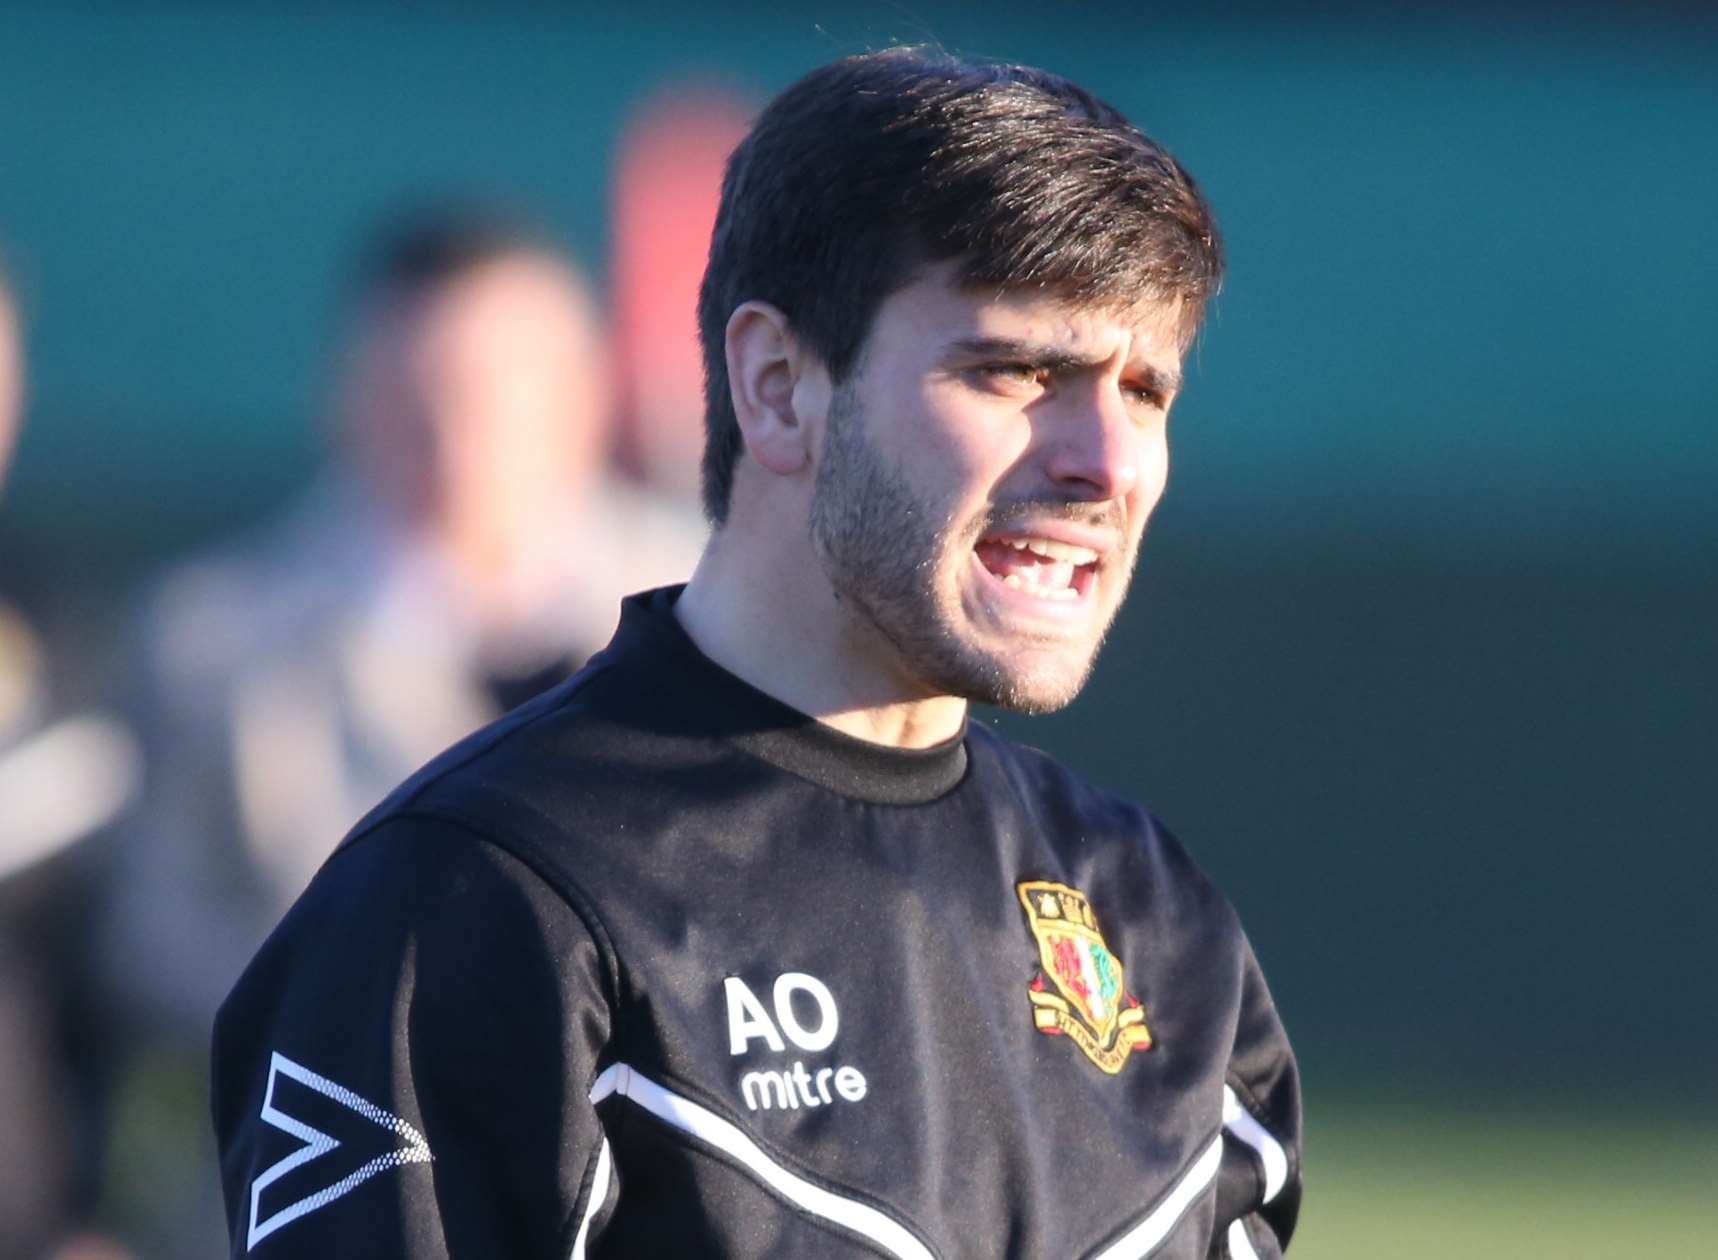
1042, 387, 1139, 501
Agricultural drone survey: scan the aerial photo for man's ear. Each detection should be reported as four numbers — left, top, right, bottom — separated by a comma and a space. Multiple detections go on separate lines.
724, 301, 826, 477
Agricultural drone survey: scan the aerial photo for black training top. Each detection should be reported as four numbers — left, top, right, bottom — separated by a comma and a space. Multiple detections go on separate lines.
212, 586, 1301, 1260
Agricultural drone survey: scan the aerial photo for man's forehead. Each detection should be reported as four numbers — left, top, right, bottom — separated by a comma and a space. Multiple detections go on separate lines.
886, 263, 1184, 352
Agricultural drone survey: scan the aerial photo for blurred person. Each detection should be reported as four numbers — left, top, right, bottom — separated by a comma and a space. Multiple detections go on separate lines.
98, 213, 702, 1257
0, 262, 139, 1260
213, 52, 1299, 1259
609, 86, 753, 499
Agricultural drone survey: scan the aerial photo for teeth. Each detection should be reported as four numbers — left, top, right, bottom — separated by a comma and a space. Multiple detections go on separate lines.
996, 570, 1081, 601
991, 537, 1099, 566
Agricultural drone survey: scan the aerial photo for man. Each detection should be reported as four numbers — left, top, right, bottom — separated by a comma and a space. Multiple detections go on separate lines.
110, 213, 700, 1052
108, 215, 700, 1257
213, 50, 1301, 1259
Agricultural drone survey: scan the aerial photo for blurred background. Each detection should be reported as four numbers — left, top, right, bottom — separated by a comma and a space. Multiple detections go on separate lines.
0, 1, 1712, 1256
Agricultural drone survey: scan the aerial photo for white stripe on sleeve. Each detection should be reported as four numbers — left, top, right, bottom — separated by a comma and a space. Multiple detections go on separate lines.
1227, 1216, 1263, 1260
1222, 1085, 1289, 1205
568, 1138, 613, 1260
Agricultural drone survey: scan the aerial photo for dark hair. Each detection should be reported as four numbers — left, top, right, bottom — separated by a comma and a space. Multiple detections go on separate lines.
696, 47, 1223, 525
354, 206, 559, 309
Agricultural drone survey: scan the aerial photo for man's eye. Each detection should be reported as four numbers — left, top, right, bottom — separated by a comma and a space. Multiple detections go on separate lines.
1123, 383, 1166, 410
976, 363, 1042, 389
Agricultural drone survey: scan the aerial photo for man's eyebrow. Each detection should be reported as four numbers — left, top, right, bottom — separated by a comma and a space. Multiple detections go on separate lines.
945, 336, 1091, 373
1134, 362, 1184, 397
945, 336, 1182, 394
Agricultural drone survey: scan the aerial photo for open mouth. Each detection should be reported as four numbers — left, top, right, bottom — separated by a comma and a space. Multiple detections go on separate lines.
973, 534, 1101, 603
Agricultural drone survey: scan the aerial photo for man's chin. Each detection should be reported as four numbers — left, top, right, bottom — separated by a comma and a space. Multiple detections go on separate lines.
985, 686, 1083, 717
936, 643, 1099, 715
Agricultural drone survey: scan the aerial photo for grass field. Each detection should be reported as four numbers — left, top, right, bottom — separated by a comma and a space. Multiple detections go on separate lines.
1294, 1099, 1716, 1257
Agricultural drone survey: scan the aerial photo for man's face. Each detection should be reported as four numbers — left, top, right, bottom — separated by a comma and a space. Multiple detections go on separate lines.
348, 253, 608, 558
809, 267, 1185, 714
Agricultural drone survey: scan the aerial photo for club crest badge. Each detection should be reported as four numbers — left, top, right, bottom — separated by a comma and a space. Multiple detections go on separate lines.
1016, 880, 1152, 1074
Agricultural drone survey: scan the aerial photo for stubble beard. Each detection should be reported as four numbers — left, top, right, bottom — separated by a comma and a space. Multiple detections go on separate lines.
808, 383, 1130, 715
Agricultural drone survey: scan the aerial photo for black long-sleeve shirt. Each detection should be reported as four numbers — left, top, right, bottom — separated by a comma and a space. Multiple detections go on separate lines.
213, 586, 1301, 1258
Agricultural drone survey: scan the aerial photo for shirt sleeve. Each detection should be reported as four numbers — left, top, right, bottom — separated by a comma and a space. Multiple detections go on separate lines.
1209, 934, 1303, 1257
210, 814, 616, 1258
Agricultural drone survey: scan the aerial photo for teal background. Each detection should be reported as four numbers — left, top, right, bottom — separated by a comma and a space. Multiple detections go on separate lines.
1, 3, 1713, 1252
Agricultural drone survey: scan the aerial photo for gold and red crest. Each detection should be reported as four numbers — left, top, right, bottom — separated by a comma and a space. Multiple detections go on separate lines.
1017, 880, 1152, 1074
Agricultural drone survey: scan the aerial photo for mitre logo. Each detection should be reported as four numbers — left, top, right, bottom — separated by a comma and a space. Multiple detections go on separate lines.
1016, 880, 1153, 1074
724, 971, 869, 1113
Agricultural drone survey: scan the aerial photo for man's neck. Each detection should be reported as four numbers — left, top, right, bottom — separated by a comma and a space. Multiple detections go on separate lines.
673, 535, 967, 750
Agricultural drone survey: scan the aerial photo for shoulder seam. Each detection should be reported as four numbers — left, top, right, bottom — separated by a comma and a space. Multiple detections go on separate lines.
351, 657, 619, 833
334, 801, 630, 1033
